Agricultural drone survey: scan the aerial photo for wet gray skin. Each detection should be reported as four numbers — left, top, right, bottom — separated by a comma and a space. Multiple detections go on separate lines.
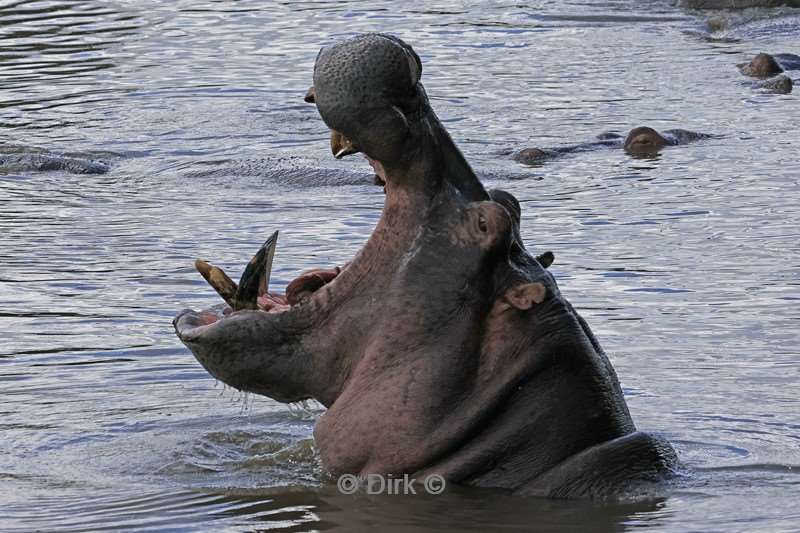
173, 33, 678, 499
512, 127, 714, 165
755, 74, 793, 94
0, 146, 110, 175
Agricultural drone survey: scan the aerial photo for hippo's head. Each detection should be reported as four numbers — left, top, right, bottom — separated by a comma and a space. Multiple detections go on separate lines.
313, 35, 424, 167
513, 147, 553, 165
738, 52, 783, 78
623, 126, 668, 155
174, 34, 673, 498
306, 33, 486, 198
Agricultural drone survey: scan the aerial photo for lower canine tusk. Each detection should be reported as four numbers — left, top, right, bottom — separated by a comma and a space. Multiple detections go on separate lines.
195, 259, 238, 309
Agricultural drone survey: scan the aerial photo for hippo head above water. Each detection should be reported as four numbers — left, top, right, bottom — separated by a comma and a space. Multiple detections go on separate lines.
174, 33, 677, 499
738, 52, 784, 78
623, 127, 669, 155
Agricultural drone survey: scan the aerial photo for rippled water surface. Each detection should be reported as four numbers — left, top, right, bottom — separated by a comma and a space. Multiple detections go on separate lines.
2, 1, 799, 531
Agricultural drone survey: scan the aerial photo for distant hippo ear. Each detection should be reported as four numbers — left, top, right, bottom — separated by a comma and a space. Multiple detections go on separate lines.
504, 282, 547, 311
304, 86, 315, 103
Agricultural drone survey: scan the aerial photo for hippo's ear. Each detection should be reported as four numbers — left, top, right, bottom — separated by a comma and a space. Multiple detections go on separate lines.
504, 282, 546, 311
304, 86, 316, 103
536, 251, 554, 269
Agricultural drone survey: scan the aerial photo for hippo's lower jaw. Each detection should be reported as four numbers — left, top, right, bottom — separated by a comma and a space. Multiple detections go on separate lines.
174, 32, 679, 499
173, 245, 357, 405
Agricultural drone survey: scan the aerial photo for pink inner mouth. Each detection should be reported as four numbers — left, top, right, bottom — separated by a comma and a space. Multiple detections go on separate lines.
240, 266, 342, 315
366, 156, 386, 185
256, 293, 291, 313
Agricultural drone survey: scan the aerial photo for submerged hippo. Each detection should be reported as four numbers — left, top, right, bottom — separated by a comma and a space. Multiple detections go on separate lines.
0, 146, 110, 175
738, 52, 784, 78
512, 127, 712, 164
174, 34, 678, 499
737, 53, 798, 94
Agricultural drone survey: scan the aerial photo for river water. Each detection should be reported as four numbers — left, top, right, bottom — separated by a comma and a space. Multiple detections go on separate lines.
1, 1, 799, 531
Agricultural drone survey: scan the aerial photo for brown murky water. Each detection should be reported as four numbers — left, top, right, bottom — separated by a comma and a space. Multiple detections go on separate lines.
2, 1, 799, 531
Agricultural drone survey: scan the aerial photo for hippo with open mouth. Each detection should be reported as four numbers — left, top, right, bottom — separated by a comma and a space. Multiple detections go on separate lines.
174, 33, 678, 499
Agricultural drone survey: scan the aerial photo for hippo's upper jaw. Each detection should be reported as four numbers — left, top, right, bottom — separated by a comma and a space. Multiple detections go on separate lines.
174, 33, 677, 499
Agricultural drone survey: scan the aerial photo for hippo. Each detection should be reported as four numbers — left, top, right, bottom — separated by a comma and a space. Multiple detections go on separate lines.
0, 147, 110, 175
512, 127, 712, 164
738, 52, 784, 78
173, 33, 678, 499
736, 53, 798, 94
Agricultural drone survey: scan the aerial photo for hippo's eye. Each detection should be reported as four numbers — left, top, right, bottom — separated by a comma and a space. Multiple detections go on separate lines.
478, 214, 488, 233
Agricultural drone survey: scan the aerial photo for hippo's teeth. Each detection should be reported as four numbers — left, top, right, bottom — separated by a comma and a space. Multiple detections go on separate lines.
234, 231, 278, 310
195, 259, 238, 309
330, 130, 358, 159
304, 85, 315, 103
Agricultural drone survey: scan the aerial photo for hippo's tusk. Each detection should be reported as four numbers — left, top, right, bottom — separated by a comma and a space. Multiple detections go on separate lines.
194, 231, 278, 311
234, 231, 279, 310
261, 231, 277, 296
330, 130, 358, 159
304, 86, 316, 103
195, 259, 238, 309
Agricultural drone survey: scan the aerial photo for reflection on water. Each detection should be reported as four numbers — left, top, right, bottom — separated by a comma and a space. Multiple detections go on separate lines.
2, 0, 800, 531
